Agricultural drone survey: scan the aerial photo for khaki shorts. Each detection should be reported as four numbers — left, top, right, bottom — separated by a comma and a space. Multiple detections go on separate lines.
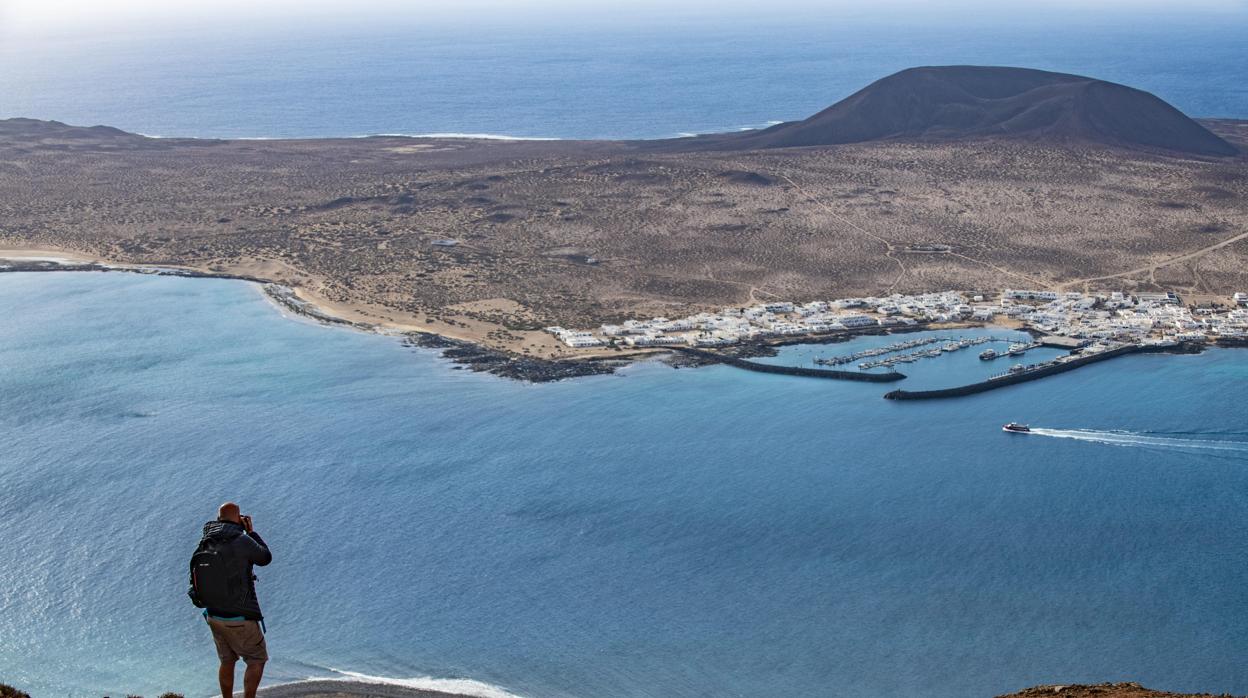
206, 617, 268, 665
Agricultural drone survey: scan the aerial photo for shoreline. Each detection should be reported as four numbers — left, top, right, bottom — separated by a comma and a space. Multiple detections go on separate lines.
256, 677, 520, 698
257, 681, 476, 698
2, 249, 1240, 387
0, 250, 664, 381
0, 249, 958, 380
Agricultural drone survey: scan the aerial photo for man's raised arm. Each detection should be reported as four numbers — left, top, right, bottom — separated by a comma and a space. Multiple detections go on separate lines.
240, 516, 272, 566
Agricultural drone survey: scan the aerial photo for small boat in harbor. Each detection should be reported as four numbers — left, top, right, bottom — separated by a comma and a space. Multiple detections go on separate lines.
979, 349, 998, 360
1003, 422, 1031, 433
1008, 343, 1027, 356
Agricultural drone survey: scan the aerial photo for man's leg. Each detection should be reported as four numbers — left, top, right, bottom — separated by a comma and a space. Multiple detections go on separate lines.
218, 659, 236, 698
242, 660, 265, 698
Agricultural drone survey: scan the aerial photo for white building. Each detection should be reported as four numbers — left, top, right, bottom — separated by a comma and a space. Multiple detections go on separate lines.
1005, 289, 1059, 301
838, 315, 879, 328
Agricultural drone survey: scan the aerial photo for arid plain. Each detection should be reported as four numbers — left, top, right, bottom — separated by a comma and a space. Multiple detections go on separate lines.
2, 116, 1246, 357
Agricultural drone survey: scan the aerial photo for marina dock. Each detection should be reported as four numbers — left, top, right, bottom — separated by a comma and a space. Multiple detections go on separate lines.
816, 335, 1028, 370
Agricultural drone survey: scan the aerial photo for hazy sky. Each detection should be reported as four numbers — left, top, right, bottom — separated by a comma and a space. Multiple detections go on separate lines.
5, 0, 1246, 36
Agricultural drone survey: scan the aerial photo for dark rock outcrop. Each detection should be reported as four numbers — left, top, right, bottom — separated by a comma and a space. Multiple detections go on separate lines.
997, 682, 1244, 698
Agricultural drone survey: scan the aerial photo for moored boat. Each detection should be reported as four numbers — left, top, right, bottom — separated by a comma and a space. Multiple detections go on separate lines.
979, 349, 997, 360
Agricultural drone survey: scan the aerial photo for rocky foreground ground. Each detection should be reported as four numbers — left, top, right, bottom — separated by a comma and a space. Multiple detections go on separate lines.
5, 679, 1245, 697
255, 681, 1247, 698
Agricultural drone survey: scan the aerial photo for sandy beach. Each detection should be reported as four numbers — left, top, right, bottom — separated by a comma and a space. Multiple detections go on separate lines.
0, 246, 624, 361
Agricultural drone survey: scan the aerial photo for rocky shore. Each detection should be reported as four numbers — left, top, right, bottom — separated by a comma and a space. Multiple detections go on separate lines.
402, 332, 627, 382
261, 284, 380, 331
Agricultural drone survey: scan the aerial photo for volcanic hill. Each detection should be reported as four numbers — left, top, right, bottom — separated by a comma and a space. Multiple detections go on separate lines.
673, 65, 1237, 156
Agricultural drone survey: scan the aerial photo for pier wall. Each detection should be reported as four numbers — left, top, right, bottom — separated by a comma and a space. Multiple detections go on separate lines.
673, 347, 906, 382
883, 344, 1177, 400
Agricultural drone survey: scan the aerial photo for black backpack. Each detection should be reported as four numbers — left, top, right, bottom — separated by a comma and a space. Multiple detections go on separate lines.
188, 537, 248, 611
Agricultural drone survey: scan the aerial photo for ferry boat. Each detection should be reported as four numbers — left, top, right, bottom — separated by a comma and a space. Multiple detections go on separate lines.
979, 349, 998, 360
1002, 422, 1031, 433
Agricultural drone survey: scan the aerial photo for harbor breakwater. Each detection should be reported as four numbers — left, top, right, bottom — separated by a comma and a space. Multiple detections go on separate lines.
883, 343, 1196, 400
673, 347, 906, 382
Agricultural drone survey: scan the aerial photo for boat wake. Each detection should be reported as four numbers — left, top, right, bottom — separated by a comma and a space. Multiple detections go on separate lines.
1029, 428, 1248, 453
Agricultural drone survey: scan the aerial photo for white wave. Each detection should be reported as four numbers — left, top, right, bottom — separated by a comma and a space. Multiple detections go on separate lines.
735, 119, 785, 131
139, 133, 241, 140
140, 132, 560, 141
666, 119, 786, 139
315, 668, 527, 698
1030, 428, 1248, 453
369, 132, 562, 141
136, 124, 794, 142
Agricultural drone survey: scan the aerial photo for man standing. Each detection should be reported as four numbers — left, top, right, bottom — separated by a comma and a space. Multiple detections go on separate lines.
189, 502, 272, 698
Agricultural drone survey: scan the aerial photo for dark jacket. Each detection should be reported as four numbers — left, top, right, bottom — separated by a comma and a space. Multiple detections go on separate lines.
194, 520, 272, 620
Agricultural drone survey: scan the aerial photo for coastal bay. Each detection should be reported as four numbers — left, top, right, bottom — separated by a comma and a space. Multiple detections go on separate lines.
3, 272, 1247, 698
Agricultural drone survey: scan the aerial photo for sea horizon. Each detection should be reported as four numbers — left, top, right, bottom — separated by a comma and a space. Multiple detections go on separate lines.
3, 12, 1247, 141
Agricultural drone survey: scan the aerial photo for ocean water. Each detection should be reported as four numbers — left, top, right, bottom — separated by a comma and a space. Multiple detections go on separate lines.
1, 272, 1247, 698
2, 13, 1247, 139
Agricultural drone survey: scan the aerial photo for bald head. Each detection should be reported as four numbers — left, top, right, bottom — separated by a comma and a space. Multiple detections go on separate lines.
218, 502, 241, 523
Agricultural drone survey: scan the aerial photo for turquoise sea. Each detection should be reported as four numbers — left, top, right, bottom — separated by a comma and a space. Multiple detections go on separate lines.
1, 272, 1247, 698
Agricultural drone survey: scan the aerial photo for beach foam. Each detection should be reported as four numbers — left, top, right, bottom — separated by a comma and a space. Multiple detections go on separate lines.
315, 669, 526, 698
370, 133, 562, 141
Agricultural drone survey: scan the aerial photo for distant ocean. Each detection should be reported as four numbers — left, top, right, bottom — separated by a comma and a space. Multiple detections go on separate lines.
2, 272, 1248, 698
2, 15, 1247, 140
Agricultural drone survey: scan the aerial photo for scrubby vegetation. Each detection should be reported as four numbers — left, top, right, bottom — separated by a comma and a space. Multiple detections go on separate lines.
2, 116, 1245, 358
